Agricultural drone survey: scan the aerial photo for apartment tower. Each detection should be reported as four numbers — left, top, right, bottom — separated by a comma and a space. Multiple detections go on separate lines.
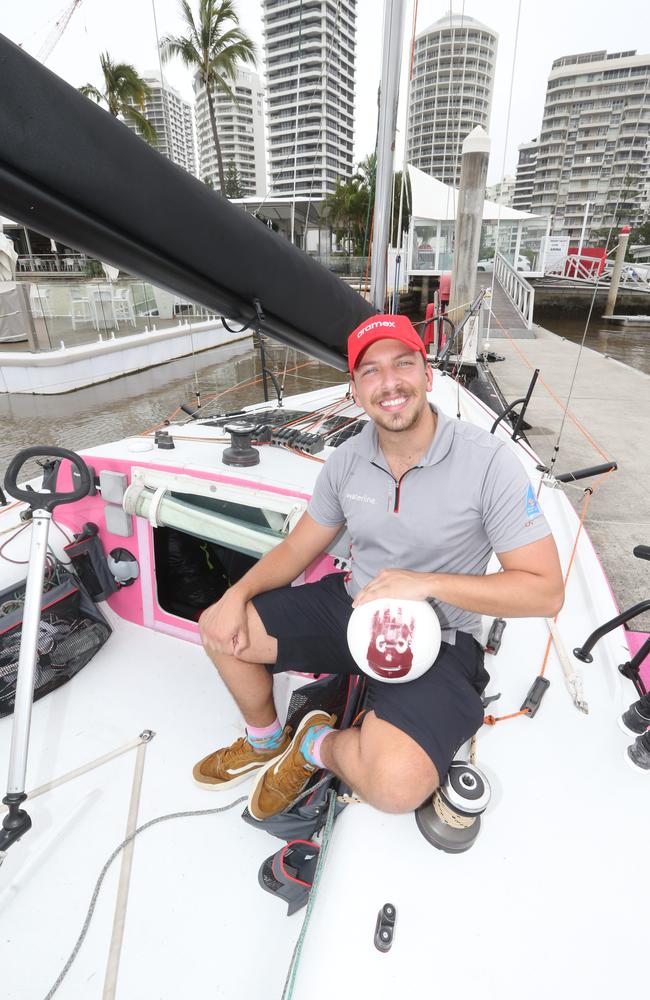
194, 66, 267, 197
513, 138, 538, 213
262, 0, 356, 199
407, 14, 498, 187
122, 71, 197, 176
531, 50, 650, 237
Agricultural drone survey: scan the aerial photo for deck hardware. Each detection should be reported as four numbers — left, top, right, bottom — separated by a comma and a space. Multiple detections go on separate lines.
485, 618, 506, 654
374, 903, 397, 952
555, 461, 617, 484
490, 368, 539, 440
416, 761, 491, 853
520, 676, 550, 717
222, 423, 261, 468
154, 430, 175, 450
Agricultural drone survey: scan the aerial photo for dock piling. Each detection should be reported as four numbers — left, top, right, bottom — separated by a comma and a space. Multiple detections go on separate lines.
603, 226, 631, 318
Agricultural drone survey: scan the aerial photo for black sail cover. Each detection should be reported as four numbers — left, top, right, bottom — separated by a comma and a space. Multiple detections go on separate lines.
0, 34, 375, 369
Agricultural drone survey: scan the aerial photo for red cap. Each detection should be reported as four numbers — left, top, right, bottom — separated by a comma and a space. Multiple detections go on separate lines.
347, 314, 426, 372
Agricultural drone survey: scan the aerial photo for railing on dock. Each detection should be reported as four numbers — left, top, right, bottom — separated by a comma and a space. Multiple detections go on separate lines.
494, 252, 535, 329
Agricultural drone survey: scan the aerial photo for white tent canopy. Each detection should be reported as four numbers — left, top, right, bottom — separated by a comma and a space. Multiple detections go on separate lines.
407, 164, 540, 222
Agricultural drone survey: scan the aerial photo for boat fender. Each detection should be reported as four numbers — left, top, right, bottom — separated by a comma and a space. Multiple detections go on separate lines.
107, 548, 139, 586
374, 903, 397, 953
415, 761, 491, 853
347, 598, 441, 683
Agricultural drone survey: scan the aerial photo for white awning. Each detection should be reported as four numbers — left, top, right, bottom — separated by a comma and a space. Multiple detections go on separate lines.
407, 164, 540, 222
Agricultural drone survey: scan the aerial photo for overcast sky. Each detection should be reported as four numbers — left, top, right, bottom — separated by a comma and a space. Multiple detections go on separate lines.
4, 0, 650, 183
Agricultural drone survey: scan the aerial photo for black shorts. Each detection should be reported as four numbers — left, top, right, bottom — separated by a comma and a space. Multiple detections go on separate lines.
251, 573, 490, 781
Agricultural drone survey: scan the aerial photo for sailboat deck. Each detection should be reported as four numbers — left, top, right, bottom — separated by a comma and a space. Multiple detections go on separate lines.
1, 375, 647, 999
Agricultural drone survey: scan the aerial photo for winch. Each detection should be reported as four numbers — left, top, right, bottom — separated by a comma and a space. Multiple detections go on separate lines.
415, 760, 491, 853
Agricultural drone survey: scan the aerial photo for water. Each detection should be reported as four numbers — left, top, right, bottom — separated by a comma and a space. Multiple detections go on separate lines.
0, 314, 647, 474
0, 339, 348, 474
534, 309, 650, 376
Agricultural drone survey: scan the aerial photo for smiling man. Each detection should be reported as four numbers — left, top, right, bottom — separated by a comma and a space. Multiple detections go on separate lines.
196, 314, 564, 821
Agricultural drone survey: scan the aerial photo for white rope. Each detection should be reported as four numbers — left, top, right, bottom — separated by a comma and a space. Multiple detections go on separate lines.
546, 617, 588, 714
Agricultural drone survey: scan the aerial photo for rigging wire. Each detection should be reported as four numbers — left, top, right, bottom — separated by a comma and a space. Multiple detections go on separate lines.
484, 0, 523, 345
547, 69, 650, 473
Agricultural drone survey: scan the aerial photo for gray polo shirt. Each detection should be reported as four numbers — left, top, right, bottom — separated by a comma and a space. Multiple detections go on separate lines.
307, 406, 551, 642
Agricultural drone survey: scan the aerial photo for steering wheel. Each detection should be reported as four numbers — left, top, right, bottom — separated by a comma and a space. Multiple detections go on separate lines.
4, 446, 92, 512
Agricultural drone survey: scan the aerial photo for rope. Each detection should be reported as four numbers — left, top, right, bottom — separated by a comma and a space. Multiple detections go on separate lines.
484, 465, 615, 725
281, 788, 338, 1000
42, 797, 247, 999
432, 790, 475, 829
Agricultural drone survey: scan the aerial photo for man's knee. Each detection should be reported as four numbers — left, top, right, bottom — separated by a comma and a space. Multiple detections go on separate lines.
365, 755, 440, 814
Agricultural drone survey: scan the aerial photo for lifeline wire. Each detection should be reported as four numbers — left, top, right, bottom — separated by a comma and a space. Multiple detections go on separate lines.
281, 788, 338, 1000
548, 69, 650, 473
43, 797, 247, 999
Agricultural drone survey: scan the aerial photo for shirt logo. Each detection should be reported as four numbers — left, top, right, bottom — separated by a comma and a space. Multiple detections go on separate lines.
346, 493, 376, 504
526, 484, 541, 520
357, 320, 396, 338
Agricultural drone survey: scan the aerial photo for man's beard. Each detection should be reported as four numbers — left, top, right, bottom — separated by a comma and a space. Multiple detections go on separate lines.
370, 391, 426, 433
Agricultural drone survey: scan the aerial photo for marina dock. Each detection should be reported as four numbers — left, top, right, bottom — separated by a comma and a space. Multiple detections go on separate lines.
486, 320, 650, 630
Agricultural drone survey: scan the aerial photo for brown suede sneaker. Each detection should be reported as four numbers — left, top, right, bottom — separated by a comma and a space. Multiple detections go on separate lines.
193, 729, 292, 791
248, 710, 336, 821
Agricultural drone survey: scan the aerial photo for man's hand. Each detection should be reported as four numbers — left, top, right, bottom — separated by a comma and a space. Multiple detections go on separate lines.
198, 588, 250, 658
352, 569, 433, 607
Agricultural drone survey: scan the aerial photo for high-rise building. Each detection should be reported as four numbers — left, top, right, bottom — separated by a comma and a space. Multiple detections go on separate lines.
121, 71, 196, 176
406, 14, 498, 187
194, 66, 266, 197
262, 0, 356, 199
513, 138, 538, 213
531, 50, 650, 237
486, 175, 516, 207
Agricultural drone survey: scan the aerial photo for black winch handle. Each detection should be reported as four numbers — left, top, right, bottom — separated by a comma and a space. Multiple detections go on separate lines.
3, 446, 92, 511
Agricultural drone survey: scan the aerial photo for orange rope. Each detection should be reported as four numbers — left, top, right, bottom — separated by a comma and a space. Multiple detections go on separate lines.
484, 465, 616, 716
139, 360, 317, 435
484, 709, 530, 726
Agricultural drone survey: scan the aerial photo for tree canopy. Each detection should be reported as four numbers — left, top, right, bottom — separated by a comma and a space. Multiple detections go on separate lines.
79, 53, 156, 143
160, 0, 256, 196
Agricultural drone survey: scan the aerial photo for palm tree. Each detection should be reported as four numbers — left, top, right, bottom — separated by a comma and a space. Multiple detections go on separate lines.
79, 53, 156, 143
160, 1, 256, 196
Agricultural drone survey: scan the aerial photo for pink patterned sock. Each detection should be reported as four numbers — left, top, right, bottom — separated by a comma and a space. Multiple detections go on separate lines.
246, 717, 284, 750
300, 724, 334, 768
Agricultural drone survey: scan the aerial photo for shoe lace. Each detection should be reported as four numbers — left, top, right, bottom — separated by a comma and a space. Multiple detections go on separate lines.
220, 736, 251, 765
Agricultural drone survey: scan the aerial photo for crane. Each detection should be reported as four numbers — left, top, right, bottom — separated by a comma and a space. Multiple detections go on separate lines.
36, 0, 85, 64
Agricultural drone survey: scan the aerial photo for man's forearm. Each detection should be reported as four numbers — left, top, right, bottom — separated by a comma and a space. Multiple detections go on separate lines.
231, 538, 309, 603
427, 569, 563, 618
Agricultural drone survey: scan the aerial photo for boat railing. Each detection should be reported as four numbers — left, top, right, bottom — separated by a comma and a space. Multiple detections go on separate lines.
494, 252, 535, 329
0, 277, 222, 352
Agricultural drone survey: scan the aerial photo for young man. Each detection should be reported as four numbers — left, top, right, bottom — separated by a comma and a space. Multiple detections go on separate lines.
196, 315, 564, 821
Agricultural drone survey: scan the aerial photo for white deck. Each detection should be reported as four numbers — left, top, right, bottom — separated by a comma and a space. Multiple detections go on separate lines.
0, 375, 647, 999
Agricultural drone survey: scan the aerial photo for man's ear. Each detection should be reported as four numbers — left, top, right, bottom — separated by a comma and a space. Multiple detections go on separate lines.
350, 374, 359, 406
425, 360, 433, 391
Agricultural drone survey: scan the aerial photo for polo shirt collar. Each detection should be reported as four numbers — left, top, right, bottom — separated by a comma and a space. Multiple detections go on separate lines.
353, 405, 456, 468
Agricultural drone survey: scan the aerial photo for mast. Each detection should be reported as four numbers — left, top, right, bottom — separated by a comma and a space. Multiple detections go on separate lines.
369, 0, 406, 311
